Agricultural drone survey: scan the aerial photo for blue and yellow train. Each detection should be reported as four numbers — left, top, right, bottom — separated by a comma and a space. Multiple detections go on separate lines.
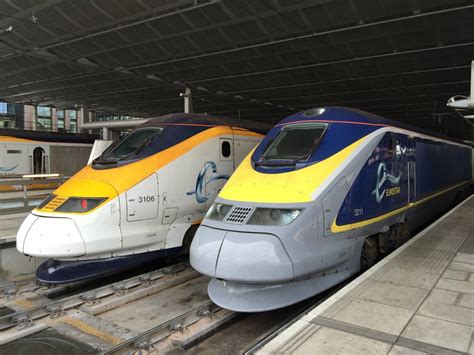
190, 107, 472, 312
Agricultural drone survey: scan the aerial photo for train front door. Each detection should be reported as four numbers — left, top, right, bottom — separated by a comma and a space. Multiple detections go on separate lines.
407, 137, 416, 204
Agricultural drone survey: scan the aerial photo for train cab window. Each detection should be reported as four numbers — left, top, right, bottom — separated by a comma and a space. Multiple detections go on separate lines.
100, 127, 163, 161
221, 140, 231, 158
260, 123, 328, 163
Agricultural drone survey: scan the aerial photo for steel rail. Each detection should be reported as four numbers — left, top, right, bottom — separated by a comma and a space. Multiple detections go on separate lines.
101, 300, 221, 354
0, 263, 189, 330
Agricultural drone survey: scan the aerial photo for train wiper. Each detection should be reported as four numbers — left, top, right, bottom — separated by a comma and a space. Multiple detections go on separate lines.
254, 159, 296, 167
92, 158, 118, 166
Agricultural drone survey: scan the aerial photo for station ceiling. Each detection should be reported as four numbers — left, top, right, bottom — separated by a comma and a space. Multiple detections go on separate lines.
0, 0, 473, 139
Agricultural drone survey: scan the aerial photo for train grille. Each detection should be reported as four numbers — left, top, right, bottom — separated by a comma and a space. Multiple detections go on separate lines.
42, 196, 67, 212
224, 206, 254, 224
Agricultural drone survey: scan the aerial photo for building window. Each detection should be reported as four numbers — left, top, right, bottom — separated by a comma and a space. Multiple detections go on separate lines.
67, 110, 77, 133
0, 102, 15, 129
57, 110, 65, 131
96, 113, 135, 121
37, 106, 52, 131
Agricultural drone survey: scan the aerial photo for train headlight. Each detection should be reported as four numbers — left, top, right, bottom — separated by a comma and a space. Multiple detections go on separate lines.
206, 203, 233, 221
55, 198, 107, 213
248, 208, 302, 226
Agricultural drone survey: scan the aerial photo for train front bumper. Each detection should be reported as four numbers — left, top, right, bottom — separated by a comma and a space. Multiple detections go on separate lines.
190, 225, 294, 283
17, 213, 86, 258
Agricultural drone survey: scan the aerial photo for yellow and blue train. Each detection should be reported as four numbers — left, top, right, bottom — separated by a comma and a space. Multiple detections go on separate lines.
16, 113, 267, 283
190, 107, 472, 312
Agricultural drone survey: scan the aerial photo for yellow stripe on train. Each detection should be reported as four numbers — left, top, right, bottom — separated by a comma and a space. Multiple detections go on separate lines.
52, 126, 262, 199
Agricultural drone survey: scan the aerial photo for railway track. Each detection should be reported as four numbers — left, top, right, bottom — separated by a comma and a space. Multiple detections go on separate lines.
0, 262, 195, 330
101, 301, 237, 354
1, 264, 353, 354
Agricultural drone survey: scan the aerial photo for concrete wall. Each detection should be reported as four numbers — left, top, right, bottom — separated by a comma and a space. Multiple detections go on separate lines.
23, 105, 35, 130
49, 145, 92, 176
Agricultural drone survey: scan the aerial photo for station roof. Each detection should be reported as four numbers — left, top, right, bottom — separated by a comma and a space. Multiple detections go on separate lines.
0, 0, 472, 139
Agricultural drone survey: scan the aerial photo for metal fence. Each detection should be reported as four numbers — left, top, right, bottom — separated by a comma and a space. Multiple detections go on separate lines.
0, 174, 68, 215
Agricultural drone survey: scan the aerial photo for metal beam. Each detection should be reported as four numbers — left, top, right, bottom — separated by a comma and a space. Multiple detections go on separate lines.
4, 64, 468, 104
184, 42, 474, 84
125, 4, 474, 71
0, 0, 218, 58
78, 79, 470, 111
223, 65, 471, 95
0, 0, 62, 27
55, 0, 334, 65
0, 0, 324, 84
3, 2, 471, 90
97, 82, 467, 114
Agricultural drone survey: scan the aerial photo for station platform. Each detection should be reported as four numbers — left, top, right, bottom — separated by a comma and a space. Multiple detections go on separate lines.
259, 195, 474, 354
0, 212, 27, 244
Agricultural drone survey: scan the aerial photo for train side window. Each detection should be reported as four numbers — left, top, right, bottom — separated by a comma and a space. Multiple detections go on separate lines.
220, 139, 232, 159
387, 137, 395, 157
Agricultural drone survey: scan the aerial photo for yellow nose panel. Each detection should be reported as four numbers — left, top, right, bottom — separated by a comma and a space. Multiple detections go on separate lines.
219, 136, 366, 204
54, 177, 118, 199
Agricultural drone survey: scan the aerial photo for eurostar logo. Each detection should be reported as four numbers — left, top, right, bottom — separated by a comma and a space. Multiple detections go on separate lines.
0, 164, 19, 172
187, 161, 229, 203
372, 162, 401, 203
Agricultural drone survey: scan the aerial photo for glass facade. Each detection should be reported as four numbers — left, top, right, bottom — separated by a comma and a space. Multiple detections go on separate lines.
96, 113, 132, 121
57, 109, 65, 130
67, 110, 77, 132
36, 106, 52, 131
0, 104, 84, 134
0, 102, 16, 129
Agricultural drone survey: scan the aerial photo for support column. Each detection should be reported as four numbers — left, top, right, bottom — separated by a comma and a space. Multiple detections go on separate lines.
102, 127, 109, 140
23, 105, 35, 130
52, 108, 58, 132
64, 109, 71, 132
78, 106, 87, 132
182, 87, 193, 113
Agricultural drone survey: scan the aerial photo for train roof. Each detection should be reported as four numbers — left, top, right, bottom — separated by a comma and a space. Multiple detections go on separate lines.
281, 106, 469, 146
0, 129, 98, 144
139, 112, 271, 135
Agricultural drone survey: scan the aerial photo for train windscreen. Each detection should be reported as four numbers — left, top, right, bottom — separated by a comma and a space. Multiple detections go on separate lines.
101, 127, 163, 161
260, 123, 328, 163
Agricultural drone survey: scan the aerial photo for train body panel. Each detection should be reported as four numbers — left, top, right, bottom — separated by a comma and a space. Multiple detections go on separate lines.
0, 134, 93, 177
16, 113, 267, 283
190, 107, 472, 312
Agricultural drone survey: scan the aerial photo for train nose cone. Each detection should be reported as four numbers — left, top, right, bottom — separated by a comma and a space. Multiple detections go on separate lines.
190, 226, 225, 276
190, 225, 294, 283
18, 215, 86, 257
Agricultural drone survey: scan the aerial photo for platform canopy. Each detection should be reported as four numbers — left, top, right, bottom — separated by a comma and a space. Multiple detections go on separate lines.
0, 0, 472, 138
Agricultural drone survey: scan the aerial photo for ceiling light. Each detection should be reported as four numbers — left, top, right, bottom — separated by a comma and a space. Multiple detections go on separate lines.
0, 25, 13, 35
